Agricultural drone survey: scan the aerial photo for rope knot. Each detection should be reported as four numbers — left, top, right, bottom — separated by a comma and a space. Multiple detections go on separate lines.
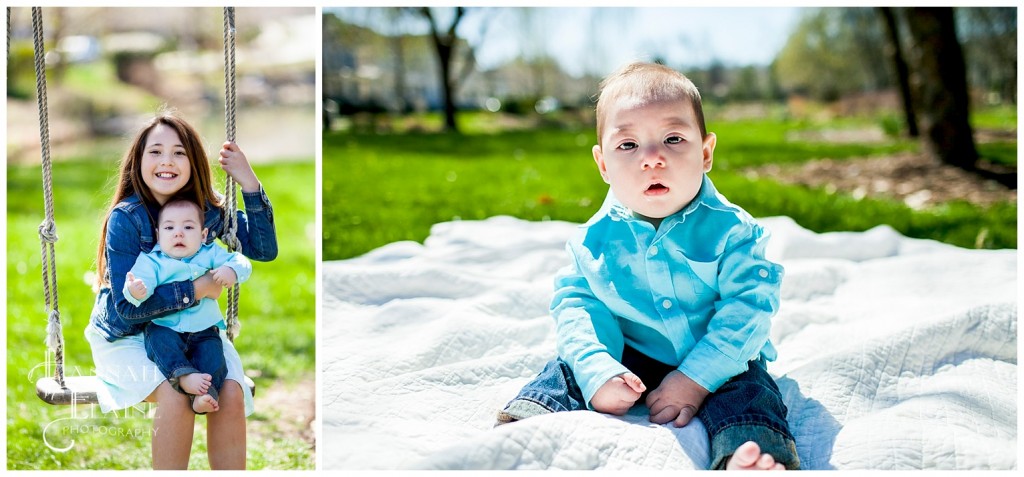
222, 233, 242, 253
38, 219, 58, 243
227, 318, 241, 341
44, 309, 63, 351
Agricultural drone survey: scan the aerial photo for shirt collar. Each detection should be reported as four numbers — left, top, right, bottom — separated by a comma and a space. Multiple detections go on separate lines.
606, 174, 719, 223
153, 243, 203, 261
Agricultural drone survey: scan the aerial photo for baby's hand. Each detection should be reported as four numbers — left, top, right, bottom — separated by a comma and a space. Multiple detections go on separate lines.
126, 272, 148, 300
210, 266, 238, 287
590, 372, 646, 416
646, 370, 710, 427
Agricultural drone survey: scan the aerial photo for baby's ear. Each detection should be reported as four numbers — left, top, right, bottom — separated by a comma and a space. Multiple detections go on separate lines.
702, 132, 717, 173
202, 228, 210, 241
592, 144, 610, 184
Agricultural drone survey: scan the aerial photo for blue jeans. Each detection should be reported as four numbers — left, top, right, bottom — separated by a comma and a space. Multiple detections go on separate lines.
502, 345, 800, 470
144, 323, 226, 405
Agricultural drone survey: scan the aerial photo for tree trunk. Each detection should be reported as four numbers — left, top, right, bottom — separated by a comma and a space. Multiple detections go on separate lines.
420, 7, 463, 133
49, 8, 68, 84
877, 7, 919, 137
904, 7, 978, 171
391, 34, 408, 113
387, 8, 409, 113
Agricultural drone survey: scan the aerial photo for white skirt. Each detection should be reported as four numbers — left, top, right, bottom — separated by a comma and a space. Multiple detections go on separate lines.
85, 322, 254, 416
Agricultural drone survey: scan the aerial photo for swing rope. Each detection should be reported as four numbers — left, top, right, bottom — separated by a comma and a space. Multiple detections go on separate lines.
31, 7, 255, 404
32, 6, 65, 388
222, 7, 242, 341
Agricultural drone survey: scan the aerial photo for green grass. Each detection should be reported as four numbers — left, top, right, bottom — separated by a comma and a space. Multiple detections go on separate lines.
972, 104, 1018, 130
7, 158, 315, 470
324, 112, 1015, 261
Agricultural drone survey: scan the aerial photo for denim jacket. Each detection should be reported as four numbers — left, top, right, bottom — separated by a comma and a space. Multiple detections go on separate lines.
552, 174, 783, 406
91, 188, 277, 341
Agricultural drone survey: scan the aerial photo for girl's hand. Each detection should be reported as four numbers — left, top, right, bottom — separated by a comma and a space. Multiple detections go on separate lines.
194, 273, 224, 300
218, 141, 260, 193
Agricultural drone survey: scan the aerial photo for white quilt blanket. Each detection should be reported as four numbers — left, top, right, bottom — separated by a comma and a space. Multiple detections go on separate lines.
322, 216, 1017, 470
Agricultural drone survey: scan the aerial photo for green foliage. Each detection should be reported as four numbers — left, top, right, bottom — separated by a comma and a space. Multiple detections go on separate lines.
972, 104, 1018, 130
879, 114, 903, 137
978, 141, 1017, 167
6, 41, 38, 100
323, 112, 1015, 261
774, 8, 890, 101
774, 7, 1016, 105
710, 118, 917, 169
7, 159, 315, 470
59, 61, 163, 115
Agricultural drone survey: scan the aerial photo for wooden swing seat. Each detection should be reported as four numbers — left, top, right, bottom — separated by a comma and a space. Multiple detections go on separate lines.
36, 375, 256, 406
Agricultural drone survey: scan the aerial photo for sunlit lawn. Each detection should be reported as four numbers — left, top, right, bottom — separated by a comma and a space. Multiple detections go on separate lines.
323, 109, 1016, 261
6, 159, 316, 470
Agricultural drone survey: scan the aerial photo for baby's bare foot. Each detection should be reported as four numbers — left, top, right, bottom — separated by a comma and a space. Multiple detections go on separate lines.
192, 394, 220, 414
726, 441, 786, 470
179, 373, 212, 395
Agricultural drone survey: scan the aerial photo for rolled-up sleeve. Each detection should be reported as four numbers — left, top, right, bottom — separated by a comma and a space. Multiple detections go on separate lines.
211, 246, 253, 284
677, 223, 783, 392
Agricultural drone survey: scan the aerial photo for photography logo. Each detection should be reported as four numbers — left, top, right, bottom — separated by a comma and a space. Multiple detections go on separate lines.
30, 359, 156, 452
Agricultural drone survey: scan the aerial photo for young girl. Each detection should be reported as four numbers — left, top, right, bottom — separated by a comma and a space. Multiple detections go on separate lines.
85, 111, 278, 469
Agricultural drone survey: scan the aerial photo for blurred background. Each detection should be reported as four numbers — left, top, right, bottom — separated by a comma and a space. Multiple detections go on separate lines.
7, 7, 315, 470
7, 7, 315, 163
322, 6, 1016, 261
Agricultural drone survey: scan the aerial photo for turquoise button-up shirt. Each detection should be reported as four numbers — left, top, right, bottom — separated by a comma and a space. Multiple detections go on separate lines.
552, 174, 783, 407
124, 242, 252, 333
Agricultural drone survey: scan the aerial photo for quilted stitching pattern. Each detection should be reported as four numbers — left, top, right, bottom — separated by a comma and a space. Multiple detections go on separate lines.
322, 216, 1016, 470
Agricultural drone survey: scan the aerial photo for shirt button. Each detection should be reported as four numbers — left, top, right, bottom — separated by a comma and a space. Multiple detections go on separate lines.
648, 246, 658, 256
183, 296, 190, 304
662, 299, 672, 309
758, 268, 769, 278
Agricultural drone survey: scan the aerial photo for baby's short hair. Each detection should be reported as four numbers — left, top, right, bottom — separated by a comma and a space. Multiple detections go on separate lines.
158, 197, 204, 223
595, 62, 707, 146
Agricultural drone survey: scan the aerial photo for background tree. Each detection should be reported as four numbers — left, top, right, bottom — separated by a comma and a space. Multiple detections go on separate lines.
774, 8, 891, 101
46, 7, 69, 83
417, 6, 476, 133
387, 8, 411, 113
516, 8, 550, 99
903, 7, 980, 173
957, 7, 1016, 105
878, 6, 919, 137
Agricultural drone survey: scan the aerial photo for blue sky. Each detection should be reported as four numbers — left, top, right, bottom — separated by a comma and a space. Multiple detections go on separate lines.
328, 7, 805, 76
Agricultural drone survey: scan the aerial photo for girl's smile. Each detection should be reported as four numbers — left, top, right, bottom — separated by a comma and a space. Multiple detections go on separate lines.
141, 123, 192, 205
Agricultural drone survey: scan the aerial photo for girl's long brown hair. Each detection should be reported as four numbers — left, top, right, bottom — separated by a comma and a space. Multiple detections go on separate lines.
94, 112, 222, 289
